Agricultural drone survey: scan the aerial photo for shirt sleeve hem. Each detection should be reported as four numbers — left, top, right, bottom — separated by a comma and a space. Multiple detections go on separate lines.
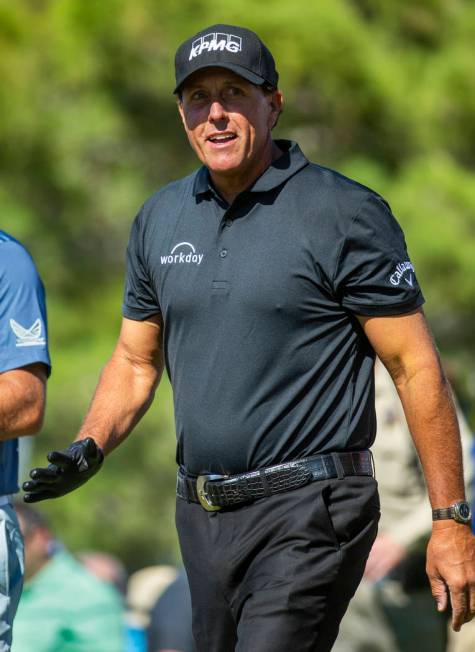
122, 305, 162, 321
0, 355, 51, 376
344, 294, 425, 317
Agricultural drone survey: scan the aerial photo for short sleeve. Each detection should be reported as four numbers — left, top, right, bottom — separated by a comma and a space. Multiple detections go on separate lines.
122, 209, 161, 320
0, 241, 51, 374
333, 193, 425, 316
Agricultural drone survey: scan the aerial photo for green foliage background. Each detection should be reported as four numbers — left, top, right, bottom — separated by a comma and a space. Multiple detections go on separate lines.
1, 0, 475, 570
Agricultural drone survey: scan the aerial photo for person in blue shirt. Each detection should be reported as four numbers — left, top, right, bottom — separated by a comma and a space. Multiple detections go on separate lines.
0, 231, 50, 651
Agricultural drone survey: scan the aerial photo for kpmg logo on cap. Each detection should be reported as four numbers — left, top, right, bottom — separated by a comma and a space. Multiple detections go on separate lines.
189, 32, 242, 60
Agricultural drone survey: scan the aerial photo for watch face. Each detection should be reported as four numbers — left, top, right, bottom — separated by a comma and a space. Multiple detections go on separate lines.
454, 502, 472, 523
458, 503, 471, 520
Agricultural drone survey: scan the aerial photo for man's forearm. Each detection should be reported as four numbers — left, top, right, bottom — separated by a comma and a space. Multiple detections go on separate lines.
74, 348, 162, 455
390, 354, 465, 510
23, 317, 164, 503
362, 310, 475, 631
22, 351, 156, 503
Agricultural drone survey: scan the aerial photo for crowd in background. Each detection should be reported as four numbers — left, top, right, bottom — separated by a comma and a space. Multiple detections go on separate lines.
11, 500, 193, 652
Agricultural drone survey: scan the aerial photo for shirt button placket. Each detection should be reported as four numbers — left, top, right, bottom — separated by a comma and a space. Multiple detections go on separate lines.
217, 210, 233, 274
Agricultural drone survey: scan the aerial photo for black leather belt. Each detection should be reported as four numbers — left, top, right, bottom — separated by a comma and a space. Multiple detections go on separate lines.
176, 450, 374, 511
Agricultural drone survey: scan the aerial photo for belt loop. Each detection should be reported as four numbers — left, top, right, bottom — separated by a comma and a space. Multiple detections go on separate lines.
369, 450, 376, 479
331, 452, 345, 480
259, 469, 272, 497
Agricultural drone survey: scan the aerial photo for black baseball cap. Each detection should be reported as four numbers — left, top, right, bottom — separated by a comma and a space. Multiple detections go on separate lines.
174, 24, 279, 94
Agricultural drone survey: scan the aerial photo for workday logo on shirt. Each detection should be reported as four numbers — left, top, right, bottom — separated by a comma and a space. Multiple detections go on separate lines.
10, 318, 46, 347
160, 242, 204, 266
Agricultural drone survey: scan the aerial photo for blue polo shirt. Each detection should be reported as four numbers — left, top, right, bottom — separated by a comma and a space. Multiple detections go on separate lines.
123, 140, 424, 475
0, 231, 51, 494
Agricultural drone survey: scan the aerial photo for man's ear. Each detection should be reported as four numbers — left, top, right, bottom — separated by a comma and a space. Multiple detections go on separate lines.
268, 90, 284, 130
177, 99, 186, 128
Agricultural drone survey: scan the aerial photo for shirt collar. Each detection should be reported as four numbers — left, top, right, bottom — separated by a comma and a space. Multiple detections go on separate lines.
192, 165, 214, 197
192, 140, 308, 198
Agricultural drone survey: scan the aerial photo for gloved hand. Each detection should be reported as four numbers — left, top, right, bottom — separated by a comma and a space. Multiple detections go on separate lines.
22, 437, 104, 503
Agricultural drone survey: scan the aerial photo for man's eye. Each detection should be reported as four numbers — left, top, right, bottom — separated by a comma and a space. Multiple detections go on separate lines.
226, 86, 244, 97
190, 91, 207, 101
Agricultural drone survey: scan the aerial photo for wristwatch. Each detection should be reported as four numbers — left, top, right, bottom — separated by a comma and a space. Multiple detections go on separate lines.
432, 501, 472, 525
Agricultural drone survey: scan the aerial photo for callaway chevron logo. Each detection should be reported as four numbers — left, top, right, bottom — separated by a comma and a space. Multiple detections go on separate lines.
389, 261, 415, 287
10, 318, 46, 347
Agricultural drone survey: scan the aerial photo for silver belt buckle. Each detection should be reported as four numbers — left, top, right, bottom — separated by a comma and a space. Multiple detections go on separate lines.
196, 474, 226, 512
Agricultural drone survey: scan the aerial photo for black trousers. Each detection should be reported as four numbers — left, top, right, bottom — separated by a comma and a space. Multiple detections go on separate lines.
176, 475, 380, 652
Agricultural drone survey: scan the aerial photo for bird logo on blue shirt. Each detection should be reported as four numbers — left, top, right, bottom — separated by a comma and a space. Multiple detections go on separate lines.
9, 318, 46, 347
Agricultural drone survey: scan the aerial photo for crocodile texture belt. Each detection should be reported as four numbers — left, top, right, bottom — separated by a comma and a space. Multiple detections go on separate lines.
176, 450, 374, 511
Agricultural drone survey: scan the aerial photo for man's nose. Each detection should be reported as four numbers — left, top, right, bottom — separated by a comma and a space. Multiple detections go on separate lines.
208, 100, 227, 122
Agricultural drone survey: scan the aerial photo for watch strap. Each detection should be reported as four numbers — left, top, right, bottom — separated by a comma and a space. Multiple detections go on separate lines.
432, 501, 471, 524
432, 506, 454, 520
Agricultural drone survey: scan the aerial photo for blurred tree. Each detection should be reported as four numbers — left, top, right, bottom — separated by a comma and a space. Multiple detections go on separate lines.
1, 0, 474, 568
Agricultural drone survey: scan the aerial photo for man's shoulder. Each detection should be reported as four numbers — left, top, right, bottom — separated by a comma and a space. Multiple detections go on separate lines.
299, 161, 385, 206
291, 161, 397, 237
0, 231, 39, 280
140, 170, 199, 220
0, 230, 27, 255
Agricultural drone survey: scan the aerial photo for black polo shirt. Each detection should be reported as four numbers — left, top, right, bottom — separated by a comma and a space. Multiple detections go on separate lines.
123, 140, 424, 475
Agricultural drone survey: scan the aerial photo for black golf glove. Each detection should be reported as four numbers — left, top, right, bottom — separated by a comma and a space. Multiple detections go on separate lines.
22, 437, 104, 503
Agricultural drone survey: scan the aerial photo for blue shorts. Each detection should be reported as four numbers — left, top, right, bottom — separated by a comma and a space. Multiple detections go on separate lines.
0, 504, 24, 651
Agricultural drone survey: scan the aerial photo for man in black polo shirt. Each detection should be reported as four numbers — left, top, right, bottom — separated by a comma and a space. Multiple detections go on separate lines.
24, 24, 475, 652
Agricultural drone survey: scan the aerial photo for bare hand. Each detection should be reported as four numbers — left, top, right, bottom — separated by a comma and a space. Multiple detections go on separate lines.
364, 532, 407, 582
427, 521, 475, 631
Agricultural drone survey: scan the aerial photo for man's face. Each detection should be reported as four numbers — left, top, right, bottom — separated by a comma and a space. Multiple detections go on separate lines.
178, 68, 282, 183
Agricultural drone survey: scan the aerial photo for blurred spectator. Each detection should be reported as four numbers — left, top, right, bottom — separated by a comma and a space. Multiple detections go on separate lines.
147, 570, 196, 652
12, 503, 125, 652
448, 620, 475, 652
127, 565, 179, 630
77, 550, 144, 652
333, 359, 473, 652
77, 551, 128, 595
126, 565, 179, 652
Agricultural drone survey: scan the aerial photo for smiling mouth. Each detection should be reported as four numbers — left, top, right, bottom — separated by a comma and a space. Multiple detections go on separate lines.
207, 133, 237, 144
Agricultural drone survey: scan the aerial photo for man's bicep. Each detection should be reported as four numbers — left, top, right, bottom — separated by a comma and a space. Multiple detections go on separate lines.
116, 315, 165, 373
0, 364, 47, 398
0, 243, 51, 375
0, 363, 47, 437
357, 308, 442, 380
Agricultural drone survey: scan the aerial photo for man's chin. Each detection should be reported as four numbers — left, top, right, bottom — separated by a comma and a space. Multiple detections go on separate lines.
207, 160, 245, 178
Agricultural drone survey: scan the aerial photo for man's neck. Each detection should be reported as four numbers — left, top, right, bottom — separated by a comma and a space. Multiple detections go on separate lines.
210, 141, 283, 205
